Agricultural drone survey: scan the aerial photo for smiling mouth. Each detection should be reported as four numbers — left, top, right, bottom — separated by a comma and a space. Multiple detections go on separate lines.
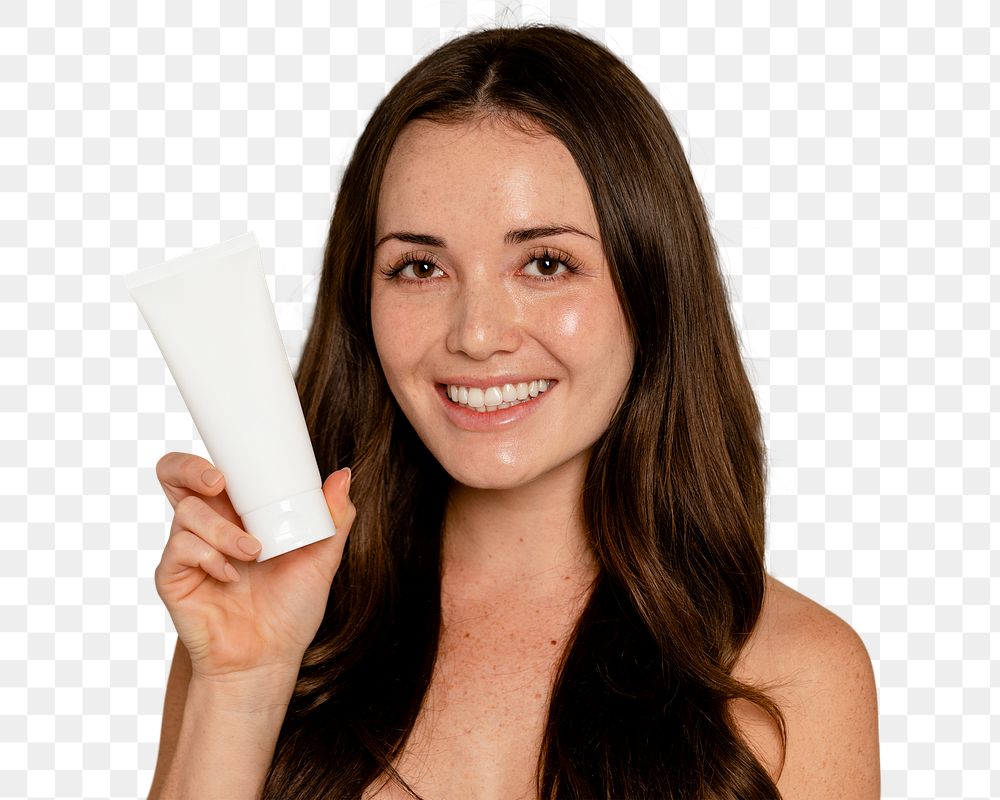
440, 379, 555, 413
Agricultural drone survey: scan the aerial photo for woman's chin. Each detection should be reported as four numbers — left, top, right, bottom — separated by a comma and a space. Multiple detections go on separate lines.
437, 461, 536, 491
446, 472, 528, 491
429, 442, 586, 492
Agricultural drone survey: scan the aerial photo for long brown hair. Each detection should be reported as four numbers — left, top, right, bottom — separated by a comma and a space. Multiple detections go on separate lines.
262, 22, 785, 799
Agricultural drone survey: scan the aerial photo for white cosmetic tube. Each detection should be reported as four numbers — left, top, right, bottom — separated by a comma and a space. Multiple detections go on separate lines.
123, 232, 336, 561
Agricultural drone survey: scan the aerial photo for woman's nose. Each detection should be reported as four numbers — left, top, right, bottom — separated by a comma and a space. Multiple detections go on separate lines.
445, 276, 523, 359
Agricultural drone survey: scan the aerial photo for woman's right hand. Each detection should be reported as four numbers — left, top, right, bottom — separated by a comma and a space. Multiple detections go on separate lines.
153, 452, 355, 684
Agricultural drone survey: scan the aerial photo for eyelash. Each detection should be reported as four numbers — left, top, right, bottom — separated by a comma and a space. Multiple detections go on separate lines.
379, 247, 582, 286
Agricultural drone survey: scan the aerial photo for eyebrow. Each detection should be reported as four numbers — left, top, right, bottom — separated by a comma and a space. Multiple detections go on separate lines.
374, 224, 597, 250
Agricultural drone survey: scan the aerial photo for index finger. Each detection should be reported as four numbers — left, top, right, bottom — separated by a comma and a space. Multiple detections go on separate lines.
156, 452, 222, 494
155, 451, 227, 508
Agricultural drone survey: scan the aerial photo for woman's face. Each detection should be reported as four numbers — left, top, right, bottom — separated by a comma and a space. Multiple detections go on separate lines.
371, 116, 633, 490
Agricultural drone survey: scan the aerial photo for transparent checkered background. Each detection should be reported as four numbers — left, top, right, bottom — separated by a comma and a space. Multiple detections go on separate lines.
0, 0, 995, 797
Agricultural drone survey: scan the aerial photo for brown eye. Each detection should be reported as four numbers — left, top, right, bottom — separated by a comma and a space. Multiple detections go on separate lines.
397, 261, 442, 279
524, 254, 570, 278
537, 255, 559, 275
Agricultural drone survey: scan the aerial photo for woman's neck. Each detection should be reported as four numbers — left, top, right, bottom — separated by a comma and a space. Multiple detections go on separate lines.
440, 456, 599, 604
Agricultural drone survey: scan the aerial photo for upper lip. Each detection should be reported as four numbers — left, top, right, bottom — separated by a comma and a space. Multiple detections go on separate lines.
438, 375, 557, 389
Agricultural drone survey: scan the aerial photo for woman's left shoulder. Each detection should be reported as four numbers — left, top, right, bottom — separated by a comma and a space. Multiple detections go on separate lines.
731, 574, 880, 798
754, 574, 875, 671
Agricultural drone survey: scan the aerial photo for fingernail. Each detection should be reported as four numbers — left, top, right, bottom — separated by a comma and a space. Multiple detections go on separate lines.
344, 467, 352, 493
203, 469, 222, 486
237, 536, 261, 556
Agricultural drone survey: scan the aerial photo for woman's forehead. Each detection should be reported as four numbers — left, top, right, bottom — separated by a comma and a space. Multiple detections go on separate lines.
376, 117, 599, 240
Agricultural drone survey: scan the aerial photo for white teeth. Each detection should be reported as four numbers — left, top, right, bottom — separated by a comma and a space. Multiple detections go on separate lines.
445, 379, 554, 412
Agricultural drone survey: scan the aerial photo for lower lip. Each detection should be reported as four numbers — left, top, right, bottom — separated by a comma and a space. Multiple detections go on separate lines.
436, 382, 556, 431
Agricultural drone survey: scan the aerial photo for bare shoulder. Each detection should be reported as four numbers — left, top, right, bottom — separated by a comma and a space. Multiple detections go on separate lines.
730, 575, 880, 799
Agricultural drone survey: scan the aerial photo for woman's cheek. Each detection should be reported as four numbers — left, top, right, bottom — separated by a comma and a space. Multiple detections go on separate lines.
530, 294, 582, 340
374, 293, 440, 342
552, 305, 581, 338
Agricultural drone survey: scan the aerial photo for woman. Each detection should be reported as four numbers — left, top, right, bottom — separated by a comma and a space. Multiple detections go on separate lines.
147, 23, 879, 800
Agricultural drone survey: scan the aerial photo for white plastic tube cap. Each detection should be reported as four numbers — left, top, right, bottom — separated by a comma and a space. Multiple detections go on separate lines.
240, 487, 337, 561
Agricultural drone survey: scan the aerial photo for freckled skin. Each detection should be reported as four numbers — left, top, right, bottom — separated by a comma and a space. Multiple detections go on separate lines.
363, 117, 633, 800
370, 117, 634, 491
553, 307, 580, 338
362, 120, 879, 800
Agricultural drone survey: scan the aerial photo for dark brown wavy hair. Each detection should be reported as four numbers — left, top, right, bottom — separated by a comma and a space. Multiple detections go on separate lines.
261, 22, 786, 799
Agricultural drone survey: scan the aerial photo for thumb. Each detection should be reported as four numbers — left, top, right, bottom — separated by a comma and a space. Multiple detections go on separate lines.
321, 467, 353, 537
297, 469, 352, 576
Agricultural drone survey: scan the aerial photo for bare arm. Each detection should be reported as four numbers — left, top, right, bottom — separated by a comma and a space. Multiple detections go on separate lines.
145, 456, 355, 799
733, 577, 880, 799
147, 638, 192, 798
774, 612, 880, 799
149, 652, 299, 800
146, 637, 298, 800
